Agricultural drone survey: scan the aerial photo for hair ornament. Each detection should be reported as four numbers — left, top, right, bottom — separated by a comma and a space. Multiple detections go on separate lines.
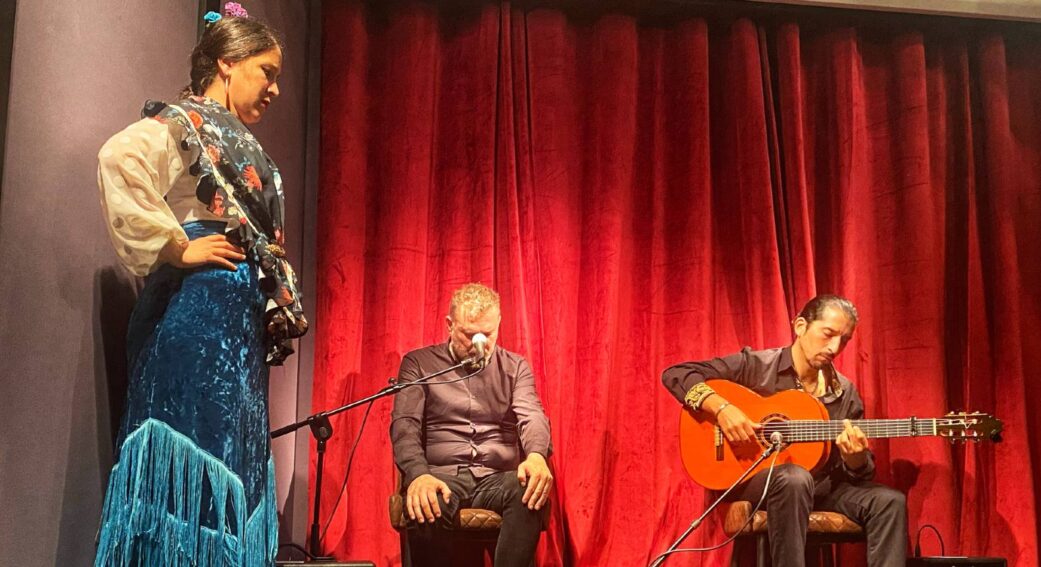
203, 11, 222, 24
223, 2, 249, 18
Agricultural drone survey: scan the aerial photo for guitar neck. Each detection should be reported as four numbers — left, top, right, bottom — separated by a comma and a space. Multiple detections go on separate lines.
767, 418, 945, 443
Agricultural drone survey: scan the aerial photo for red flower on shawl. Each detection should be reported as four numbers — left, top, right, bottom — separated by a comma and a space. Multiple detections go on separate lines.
277, 287, 295, 306
206, 144, 221, 165
188, 111, 204, 128
243, 165, 262, 190
208, 193, 225, 216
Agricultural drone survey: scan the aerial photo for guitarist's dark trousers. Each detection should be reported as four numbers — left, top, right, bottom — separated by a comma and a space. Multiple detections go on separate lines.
727, 463, 907, 567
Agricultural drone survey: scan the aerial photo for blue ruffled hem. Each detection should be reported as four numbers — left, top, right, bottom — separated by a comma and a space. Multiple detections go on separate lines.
95, 418, 277, 566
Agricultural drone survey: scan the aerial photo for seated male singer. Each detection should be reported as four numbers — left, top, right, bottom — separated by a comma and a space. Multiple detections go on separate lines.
391, 283, 553, 567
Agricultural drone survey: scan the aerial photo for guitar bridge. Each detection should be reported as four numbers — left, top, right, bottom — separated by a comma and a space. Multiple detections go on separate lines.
714, 425, 724, 461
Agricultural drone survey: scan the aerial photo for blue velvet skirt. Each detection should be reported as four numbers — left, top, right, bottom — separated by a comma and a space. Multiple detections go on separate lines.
95, 221, 278, 566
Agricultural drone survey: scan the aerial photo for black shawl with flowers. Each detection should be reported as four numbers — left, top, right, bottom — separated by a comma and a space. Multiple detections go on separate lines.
143, 96, 308, 365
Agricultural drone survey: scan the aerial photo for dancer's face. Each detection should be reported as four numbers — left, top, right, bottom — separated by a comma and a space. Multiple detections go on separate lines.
222, 47, 282, 125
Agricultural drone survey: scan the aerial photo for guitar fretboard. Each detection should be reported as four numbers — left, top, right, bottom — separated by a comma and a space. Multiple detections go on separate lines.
759, 418, 965, 443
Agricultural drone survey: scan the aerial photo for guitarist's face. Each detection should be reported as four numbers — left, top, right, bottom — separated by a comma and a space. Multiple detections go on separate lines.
793, 306, 856, 370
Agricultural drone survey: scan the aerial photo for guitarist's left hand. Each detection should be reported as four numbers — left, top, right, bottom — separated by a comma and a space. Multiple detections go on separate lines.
835, 419, 869, 470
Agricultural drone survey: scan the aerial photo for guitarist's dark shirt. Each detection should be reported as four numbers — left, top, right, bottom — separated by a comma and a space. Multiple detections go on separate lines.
662, 346, 875, 482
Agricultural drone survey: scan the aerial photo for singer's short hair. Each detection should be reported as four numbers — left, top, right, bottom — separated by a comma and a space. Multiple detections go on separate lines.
449, 283, 501, 321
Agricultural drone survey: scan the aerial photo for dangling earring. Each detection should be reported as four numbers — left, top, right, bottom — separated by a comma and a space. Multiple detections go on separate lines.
224, 75, 231, 110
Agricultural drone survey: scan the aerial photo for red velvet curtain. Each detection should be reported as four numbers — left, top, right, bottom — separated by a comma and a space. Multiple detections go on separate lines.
314, 2, 1041, 565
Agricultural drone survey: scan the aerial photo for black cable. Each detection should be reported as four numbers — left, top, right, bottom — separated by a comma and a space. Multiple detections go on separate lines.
316, 364, 486, 546
649, 449, 781, 564
318, 399, 374, 545
914, 523, 946, 557
277, 542, 317, 561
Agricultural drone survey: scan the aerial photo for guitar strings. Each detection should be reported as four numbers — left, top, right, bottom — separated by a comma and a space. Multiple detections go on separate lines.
755, 419, 974, 442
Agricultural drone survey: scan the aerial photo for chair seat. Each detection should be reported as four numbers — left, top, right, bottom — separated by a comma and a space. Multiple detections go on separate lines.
724, 501, 864, 536
389, 493, 503, 531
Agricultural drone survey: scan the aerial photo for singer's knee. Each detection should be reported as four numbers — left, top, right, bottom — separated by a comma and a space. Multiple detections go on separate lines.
502, 471, 526, 501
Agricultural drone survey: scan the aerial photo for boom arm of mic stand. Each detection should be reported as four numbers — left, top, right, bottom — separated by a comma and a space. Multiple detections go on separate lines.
271, 359, 475, 439
269, 359, 476, 560
649, 442, 782, 567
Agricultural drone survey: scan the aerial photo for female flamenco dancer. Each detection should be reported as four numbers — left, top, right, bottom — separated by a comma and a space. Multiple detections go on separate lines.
94, 6, 307, 565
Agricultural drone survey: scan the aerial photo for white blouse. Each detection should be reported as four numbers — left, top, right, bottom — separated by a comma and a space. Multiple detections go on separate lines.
97, 117, 235, 276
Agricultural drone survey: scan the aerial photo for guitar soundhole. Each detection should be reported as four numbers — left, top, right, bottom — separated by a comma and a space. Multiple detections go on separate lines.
757, 413, 790, 450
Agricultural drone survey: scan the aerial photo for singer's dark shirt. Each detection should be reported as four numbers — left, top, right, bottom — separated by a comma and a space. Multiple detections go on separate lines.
391, 342, 553, 488
661, 346, 875, 482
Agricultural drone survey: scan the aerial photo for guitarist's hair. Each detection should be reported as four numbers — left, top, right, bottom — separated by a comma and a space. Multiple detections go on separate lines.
797, 294, 859, 326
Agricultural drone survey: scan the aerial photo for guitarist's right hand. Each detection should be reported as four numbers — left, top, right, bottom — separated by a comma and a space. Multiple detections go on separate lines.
711, 400, 762, 444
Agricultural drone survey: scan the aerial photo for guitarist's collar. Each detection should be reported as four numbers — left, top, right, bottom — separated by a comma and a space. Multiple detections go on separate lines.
780, 347, 845, 401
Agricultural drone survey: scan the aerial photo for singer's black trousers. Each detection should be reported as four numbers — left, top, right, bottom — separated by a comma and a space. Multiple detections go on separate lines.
404, 469, 543, 567
729, 464, 907, 567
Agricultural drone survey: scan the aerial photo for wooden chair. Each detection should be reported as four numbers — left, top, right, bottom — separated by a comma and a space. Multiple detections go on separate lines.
724, 501, 865, 567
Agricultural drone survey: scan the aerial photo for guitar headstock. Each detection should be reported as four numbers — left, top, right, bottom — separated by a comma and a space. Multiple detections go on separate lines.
938, 412, 1003, 443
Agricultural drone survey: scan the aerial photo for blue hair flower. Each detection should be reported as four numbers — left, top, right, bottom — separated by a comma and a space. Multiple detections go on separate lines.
203, 11, 222, 24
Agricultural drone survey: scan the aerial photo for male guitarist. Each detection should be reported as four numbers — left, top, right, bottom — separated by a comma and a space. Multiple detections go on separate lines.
662, 295, 907, 567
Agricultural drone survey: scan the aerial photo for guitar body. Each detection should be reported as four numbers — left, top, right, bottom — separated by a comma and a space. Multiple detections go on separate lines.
679, 379, 832, 490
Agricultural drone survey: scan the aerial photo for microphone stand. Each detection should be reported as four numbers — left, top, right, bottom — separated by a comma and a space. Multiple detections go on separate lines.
649, 440, 783, 567
271, 357, 485, 562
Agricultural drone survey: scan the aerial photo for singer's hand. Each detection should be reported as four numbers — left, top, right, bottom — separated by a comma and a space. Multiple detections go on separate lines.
715, 403, 762, 445
518, 453, 553, 511
836, 419, 869, 469
159, 234, 245, 271
406, 474, 452, 524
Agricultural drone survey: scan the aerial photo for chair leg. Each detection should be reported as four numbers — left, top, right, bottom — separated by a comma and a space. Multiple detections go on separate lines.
818, 542, 835, 567
399, 529, 412, 567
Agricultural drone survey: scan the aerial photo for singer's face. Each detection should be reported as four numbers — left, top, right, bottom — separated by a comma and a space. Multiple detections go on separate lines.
793, 306, 855, 370
224, 47, 282, 125
447, 306, 501, 362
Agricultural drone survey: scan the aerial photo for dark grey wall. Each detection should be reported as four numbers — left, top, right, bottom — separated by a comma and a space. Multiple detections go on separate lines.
0, 1, 15, 192
246, 0, 320, 549
0, 1, 318, 563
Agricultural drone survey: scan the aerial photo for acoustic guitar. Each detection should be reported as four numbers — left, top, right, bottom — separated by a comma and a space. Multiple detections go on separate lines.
679, 379, 1003, 490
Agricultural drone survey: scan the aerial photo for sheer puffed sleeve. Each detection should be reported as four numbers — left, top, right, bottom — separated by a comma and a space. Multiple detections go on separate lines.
97, 117, 190, 276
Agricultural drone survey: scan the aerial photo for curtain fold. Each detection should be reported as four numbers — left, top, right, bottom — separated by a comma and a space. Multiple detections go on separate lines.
315, 2, 1041, 564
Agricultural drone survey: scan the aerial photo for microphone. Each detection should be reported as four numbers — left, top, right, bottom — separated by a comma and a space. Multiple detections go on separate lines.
769, 432, 784, 447
468, 333, 489, 368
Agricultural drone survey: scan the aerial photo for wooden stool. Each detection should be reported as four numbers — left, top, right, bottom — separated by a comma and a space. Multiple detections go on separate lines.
724, 501, 865, 567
